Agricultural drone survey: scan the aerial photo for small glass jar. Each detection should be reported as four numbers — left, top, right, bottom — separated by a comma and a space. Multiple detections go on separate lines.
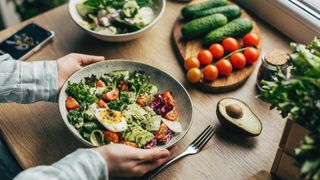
256, 49, 289, 91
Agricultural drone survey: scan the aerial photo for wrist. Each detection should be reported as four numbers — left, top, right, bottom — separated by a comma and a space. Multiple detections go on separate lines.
93, 146, 114, 175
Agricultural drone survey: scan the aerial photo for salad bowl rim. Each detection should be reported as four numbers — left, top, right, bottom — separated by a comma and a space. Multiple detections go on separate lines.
68, 0, 166, 38
58, 59, 193, 149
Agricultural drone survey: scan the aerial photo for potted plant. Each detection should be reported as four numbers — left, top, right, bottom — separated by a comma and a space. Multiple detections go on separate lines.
7, 0, 65, 20
259, 37, 320, 179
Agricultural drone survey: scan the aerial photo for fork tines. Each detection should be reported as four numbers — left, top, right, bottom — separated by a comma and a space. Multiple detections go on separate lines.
190, 125, 215, 150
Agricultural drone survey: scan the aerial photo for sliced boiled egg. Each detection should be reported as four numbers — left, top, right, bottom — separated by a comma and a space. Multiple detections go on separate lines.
95, 108, 127, 132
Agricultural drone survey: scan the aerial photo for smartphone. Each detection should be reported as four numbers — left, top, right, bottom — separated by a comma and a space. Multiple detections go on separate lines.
0, 23, 54, 60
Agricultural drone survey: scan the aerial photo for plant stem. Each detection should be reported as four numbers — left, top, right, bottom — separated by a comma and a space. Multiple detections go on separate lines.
221, 47, 249, 60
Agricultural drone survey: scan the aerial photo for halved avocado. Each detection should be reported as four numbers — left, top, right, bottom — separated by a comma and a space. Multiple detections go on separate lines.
216, 98, 262, 136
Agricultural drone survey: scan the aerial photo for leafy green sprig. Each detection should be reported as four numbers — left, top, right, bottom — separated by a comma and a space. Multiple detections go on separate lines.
259, 37, 320, 179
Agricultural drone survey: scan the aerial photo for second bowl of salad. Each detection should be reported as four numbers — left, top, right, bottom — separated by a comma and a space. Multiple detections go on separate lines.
69, 0, 166, 42
58, 60, 193, 149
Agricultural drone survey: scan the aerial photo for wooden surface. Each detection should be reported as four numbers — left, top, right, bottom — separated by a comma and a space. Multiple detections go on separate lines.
248, 170, 274, 180
0, 1, 292, 179
173, 1, 261, 93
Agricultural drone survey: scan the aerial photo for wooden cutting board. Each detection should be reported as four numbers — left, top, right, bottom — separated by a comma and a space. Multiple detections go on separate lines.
172, 0, 262, 93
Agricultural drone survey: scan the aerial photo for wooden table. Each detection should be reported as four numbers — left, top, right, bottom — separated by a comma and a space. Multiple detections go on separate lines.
0, 1, 291, 179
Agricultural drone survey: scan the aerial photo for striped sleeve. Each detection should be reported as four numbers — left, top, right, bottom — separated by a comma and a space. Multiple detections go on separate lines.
14, 149, 108, 180
0, 54, 58, 103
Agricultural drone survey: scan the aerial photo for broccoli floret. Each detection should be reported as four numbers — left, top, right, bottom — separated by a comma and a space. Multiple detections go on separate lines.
67, 110, 84, 129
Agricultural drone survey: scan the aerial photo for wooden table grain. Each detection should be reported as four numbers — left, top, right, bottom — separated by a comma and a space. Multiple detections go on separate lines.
0, 1, 291, 179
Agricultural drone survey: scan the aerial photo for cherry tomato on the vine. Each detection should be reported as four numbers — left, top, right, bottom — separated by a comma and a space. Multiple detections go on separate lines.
222, 37, 239, 52
184, 57, 200, 70
215, 59, 233, 76
209, 43, 224, 59
197, 50, 213, 65
187, 67, 202, 83
230, 52, 247, 69
244, 47, 260, 64
202, 64, 219, 81
243, 32, 260, 47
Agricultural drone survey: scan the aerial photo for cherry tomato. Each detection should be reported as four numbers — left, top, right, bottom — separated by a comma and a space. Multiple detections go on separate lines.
98, 99, 108, 108
186, 68, 202, 83
244, 47, 260, 64
222, 37, 239, 52
243, 32, 260, 47
66, 96, 80, 110
163, 91, 176, 106
136, 93, 151, 107
104, 131, 119, 143
209, 43, 224, 59
202, 64, 219, 81
118, 80, 129, 91
103, 88, 119, 101
197, 50, 213, 65
215, 59, 233, 76
96, 80, 105, 87
156, 123, 169, 141
184, 57, 200, 70
120, 141, 137, 148
230, 52, 247, 69
164, 108, 178, 121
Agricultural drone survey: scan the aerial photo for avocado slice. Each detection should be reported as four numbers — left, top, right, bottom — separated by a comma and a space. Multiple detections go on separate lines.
76, 3, 94, 17
216, 98, 262, 136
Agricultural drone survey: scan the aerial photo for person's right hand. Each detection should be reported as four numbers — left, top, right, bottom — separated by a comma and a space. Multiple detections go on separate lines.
94, 144, 171, 177
56, 53, 105, 91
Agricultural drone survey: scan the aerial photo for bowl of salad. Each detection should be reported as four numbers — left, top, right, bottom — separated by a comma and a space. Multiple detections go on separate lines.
58, 60, 193, 148
68, 0, 166, 42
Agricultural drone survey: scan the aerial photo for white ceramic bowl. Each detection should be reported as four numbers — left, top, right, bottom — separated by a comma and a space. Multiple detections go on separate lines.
68, 0, 166, 42
59, 60, 193, 148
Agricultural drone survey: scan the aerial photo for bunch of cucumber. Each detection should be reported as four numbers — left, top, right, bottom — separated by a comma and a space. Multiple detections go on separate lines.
181, 0, 253, 46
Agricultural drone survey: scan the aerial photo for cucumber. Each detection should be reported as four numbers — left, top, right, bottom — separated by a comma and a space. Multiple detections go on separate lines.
181, 0, 227, 19
111, 69, 129, 80
182, 13, 228, 40
204, 18, 253, 46
193, 5, 241, 20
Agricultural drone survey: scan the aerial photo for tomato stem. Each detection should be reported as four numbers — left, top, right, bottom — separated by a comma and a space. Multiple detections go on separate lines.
221, 47, 249, 60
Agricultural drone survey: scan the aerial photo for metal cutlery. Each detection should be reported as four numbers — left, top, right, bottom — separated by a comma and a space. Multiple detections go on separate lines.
144, 125, 216, 180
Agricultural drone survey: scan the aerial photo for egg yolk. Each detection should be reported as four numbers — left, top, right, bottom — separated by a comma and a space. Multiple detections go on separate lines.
98, 109, 122, 124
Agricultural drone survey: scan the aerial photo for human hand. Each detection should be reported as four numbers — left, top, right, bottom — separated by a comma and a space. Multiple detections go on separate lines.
56, 53, 105, 91
94, 144, 171, 177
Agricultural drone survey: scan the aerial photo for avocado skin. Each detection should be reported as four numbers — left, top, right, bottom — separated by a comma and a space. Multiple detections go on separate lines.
216, 98, 262, 137
181, 0, 228, 19
182, 14, 228, 40
193, 5, 241, 21
204, 18, 253, 46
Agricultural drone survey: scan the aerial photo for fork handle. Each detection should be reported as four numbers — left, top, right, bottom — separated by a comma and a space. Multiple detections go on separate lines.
143, 151, 190, 180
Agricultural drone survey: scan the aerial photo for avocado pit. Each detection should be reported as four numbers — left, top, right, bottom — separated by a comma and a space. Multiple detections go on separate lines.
225, 104, 243, 119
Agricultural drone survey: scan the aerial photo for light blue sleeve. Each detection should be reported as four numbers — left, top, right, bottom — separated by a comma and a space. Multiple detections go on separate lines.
14, 149, 108, 180
0, 54, 58, 103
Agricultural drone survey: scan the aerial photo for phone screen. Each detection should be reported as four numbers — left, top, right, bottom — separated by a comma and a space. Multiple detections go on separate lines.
0, 23, 53, 60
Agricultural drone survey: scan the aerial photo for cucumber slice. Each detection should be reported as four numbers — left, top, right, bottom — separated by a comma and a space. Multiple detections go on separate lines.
111, 70, 129, 80
90, 130, 105, 146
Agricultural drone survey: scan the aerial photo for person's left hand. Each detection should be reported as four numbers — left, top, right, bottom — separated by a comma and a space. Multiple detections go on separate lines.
56, 53, 105, 91
94, 144, 171, 177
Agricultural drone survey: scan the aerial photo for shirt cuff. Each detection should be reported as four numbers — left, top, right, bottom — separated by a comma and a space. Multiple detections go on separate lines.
20, 61, 58, 103
52, 148, 109, 180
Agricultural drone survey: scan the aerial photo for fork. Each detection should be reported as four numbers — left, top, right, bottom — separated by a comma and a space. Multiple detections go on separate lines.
143, 125, 216, 180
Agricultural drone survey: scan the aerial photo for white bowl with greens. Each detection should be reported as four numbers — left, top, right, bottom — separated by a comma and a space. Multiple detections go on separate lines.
69, 0, 165, 42
58, 60, 193, 148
